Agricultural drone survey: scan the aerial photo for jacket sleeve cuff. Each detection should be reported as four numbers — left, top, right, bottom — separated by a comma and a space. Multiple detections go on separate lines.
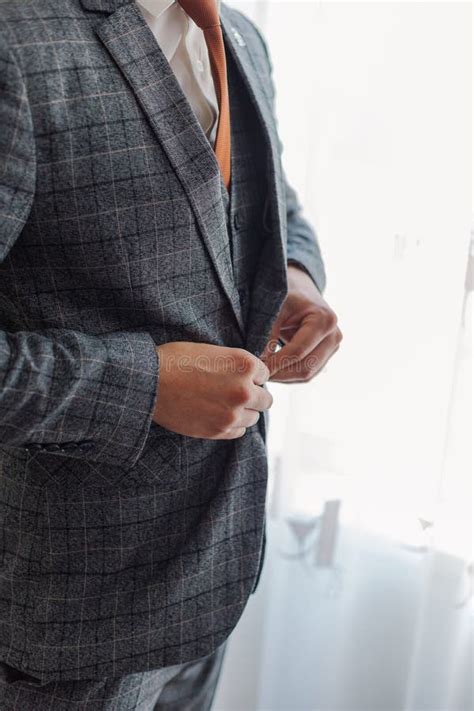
287, 253, 326, 295
79, 332, 160, 469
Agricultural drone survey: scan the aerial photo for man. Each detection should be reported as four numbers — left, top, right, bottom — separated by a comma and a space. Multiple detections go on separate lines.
0, 0, 342, 707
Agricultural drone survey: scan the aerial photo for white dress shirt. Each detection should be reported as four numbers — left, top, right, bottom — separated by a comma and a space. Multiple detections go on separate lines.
137, 0, 221, 145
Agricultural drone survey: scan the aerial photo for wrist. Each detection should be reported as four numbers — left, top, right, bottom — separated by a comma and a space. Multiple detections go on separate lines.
287, 259, 323, 295
287, 261, 320, 296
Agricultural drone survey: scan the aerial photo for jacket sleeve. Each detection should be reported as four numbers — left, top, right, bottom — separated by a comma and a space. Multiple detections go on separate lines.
252, 21, 327, 293
0, 37, 159, 470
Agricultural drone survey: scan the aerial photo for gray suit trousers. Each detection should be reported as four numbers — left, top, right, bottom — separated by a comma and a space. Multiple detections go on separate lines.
0, 644, 226, 710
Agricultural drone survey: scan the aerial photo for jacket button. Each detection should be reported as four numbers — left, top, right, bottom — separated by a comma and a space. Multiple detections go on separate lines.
79, 441, 94, 450
29, 443, 43, 452
233, 212, 241, 230
239, 288, 249, 306
62, 442, 78, 452
45, 444, 60, 452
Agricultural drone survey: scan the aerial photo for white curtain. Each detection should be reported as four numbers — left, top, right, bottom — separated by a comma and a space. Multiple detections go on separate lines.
215, 2, 472, 710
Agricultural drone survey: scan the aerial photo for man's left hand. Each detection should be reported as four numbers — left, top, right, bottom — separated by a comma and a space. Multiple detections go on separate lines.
262, 264, 342, 383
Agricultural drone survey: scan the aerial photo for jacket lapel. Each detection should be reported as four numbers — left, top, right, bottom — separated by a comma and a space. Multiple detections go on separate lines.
83, 0, 245, 334
220, 9, 288, 354
221, 8, 286, 260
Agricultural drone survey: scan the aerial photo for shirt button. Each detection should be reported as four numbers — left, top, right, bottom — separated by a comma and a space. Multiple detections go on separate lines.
196, 59, 204, 73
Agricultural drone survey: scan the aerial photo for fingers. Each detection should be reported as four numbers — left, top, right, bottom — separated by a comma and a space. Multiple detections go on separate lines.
212, 382, 270, 440
270, 329, 342, 383
247, 383, 273, 412
213, 427, 247, 440
266, 311, 336, 377
252, 356, 270, 386
213, 406, 261, 440
234, 348, 269, 385
209, 350, 272, 441
241, 409, 261, 428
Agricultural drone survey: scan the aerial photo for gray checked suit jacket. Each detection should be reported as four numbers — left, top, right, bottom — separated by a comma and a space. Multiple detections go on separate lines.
0, 0, 326, 682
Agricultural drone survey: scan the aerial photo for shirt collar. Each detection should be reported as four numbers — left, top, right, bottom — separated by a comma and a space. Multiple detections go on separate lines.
137, 0, 221, 20
137, 0, 174, 19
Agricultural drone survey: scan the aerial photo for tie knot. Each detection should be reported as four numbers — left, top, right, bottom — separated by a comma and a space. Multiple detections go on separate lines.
178, 0, 220, 30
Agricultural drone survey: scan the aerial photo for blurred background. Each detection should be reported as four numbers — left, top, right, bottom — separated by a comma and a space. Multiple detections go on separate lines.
214, 2, 472, 709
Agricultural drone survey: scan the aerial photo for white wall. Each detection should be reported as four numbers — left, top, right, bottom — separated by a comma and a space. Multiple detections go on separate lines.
215, 2, 471, 709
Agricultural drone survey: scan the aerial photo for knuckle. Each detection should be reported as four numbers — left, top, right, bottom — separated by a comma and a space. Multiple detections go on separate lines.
321, 308, 338, 331
335, 328, 343, 344
232, 384, 251, 406
305, 354, 319, 372
301, 360, 317, 380
236, 349, 255, 373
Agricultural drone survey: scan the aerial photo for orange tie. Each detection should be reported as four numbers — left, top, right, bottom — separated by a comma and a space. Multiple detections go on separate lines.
178, 0, 231, 188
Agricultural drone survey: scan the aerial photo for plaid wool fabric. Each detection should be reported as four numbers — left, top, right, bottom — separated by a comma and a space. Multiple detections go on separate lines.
0, 642, 226, 709
0, 0, 326, 683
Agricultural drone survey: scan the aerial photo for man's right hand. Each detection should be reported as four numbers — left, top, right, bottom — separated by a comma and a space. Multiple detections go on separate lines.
152, 342, 273, 440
